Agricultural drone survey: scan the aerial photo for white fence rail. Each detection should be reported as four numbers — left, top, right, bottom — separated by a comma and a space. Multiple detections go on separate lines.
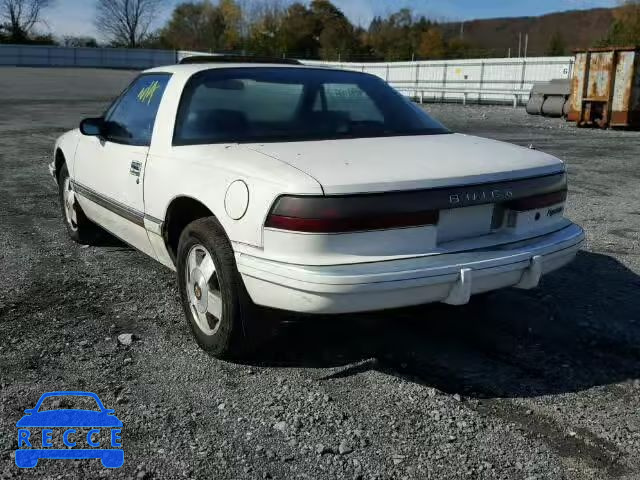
0, 45, 575, 106
305, 57, 574, 105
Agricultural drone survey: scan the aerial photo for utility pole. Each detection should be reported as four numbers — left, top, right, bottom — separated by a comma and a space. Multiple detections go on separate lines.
518, 33, 522, 58
524, 33, 529, 58
460, 22, 464, 40
508, 47, 511, 58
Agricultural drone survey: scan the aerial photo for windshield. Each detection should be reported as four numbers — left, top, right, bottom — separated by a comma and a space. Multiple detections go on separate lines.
173, 67, 450, 144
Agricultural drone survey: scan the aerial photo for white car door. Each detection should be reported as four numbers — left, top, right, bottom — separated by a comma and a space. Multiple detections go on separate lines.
73, 73, 171, 257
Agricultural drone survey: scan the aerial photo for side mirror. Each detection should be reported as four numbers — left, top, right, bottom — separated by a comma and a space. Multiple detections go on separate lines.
80, 117, 104, 136
23, 409, 34, 414
104, 409, 115, 415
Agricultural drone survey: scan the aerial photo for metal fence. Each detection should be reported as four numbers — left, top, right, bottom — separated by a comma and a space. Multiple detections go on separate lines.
305, 57, 575, 105
0, 45, 575, 106
0, 44, 177, 69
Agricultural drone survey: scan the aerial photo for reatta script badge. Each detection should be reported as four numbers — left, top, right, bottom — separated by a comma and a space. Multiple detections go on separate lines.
449, 190, 514, 205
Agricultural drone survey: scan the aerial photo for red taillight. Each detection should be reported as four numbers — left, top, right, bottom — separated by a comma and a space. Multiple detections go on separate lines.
266, 211, 439, 233
265, 173, 568, 233
507, 190, 567, 211
265, 195, 439, 233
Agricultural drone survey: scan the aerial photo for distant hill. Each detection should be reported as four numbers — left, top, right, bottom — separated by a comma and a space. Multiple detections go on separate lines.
440, 8, 615, 57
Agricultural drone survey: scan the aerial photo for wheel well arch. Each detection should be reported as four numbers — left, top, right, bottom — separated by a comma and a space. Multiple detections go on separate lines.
163, 196, 223, 262
54, 148, 66, 181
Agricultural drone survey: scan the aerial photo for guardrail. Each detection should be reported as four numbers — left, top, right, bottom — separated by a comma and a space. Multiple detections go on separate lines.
307, 57, 573, 106
0, 44, 178, 69
395, 87, 532, 107
0, 45, 571, 107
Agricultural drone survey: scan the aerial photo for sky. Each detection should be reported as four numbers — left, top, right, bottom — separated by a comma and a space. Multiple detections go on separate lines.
45, 0, 618, 40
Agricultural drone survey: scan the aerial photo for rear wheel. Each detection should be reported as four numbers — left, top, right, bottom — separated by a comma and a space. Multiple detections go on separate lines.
176, 217, 258, 359
57, 164, 100, 244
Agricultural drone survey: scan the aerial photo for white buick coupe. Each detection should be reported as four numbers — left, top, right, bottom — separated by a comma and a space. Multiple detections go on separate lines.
51, 56, 584, 358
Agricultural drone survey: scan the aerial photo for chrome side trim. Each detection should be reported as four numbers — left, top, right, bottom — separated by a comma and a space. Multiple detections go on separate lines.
144, 215, 163, 235
71, 180, 151, 229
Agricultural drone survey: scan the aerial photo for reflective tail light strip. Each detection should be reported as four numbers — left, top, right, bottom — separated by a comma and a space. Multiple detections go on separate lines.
506, 190, 567, 211
266, 172, 567, 233
265, 211, 439, 233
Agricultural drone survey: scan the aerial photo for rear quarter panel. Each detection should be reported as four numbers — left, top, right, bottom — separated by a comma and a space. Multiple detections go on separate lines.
144, 67, 322, 252
143, 145, 323, 249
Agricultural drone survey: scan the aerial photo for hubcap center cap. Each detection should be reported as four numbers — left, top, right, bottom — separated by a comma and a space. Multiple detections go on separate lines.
190, 268, 208, 314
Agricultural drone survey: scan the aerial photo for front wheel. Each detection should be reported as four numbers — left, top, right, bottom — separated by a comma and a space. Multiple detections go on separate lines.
176, 217, 258, 359
57, 164, 100, 244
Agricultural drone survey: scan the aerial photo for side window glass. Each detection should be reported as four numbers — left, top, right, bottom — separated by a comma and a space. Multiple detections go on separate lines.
104, 74, 170, 146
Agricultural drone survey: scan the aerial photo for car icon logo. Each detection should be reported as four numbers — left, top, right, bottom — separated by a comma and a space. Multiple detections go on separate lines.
15, 391, 123, 468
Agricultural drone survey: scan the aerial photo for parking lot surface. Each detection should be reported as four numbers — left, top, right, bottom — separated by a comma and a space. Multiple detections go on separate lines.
1, 68, 639, 480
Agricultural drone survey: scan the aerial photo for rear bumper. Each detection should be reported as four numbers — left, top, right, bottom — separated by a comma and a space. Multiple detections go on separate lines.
236, 223, 584, 314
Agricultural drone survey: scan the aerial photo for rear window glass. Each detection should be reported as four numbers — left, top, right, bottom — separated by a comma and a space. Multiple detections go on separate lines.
188, 79, 303, 123
320, 83, 384, 122
174, 67, 449, 145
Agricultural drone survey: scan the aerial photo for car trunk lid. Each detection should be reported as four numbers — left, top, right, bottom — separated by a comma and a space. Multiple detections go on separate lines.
251, 134, 568, 263
246, 133, 564, 195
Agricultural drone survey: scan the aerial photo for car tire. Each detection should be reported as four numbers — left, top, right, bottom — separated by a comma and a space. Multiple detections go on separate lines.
176, 216, 259, 359
57, 164, 100, 244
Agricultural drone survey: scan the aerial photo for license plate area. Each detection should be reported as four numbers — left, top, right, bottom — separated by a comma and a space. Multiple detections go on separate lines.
437, 204, 495, 244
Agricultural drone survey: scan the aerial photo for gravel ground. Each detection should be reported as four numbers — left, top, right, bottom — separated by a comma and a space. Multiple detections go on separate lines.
1, 68, 640, 480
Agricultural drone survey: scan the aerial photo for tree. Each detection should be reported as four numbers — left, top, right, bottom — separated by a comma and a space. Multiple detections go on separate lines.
160, 1, 224, 51
218, 0, 242, 50
160, 0, 243, 52
600, 0, 640, 46
245, 1, 286, 56
417, 28, 445, 59
62, 35, 98, 47
95, 0, 167, 48
310, 0, 359, 60
0, 0, 54, 42
545, 31, 566, 56
445, 38, 472, 59
365, 8, 418, 60
158, 0, 452, 61
279, 2, 318, 58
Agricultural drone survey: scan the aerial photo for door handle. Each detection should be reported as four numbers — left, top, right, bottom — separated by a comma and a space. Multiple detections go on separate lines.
129, 161, 141, 177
